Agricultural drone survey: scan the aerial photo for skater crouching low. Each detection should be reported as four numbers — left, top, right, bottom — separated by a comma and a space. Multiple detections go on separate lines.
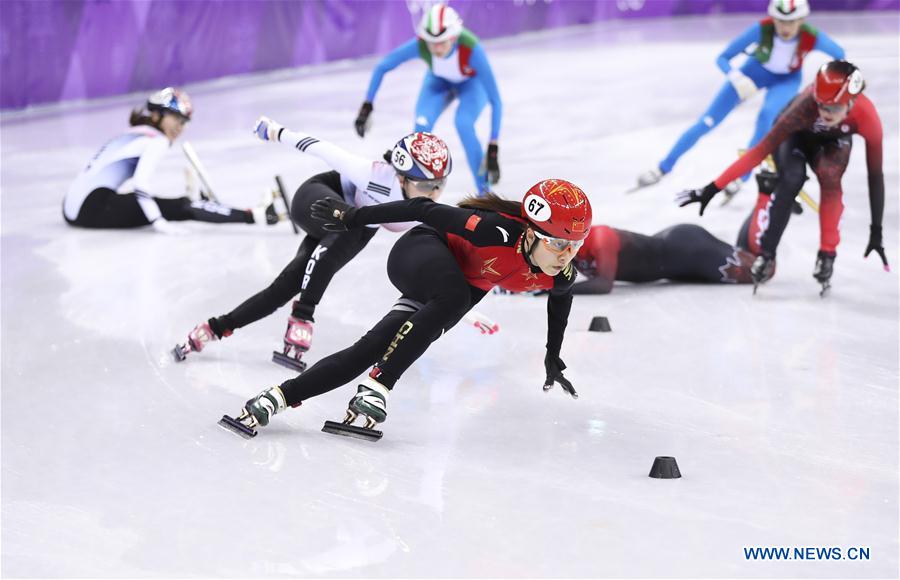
220, 179, 593, 440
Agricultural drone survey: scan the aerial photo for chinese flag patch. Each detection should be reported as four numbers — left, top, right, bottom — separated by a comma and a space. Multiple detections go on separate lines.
465, 215, 482, 231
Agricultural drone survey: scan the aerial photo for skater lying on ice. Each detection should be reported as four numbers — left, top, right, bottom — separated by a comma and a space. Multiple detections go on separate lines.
64, 88, 281, 233
219, 179, 592, 440
557, 221, 755, 295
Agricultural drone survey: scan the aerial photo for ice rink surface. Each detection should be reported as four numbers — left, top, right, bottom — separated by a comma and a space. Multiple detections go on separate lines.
2, 12, 898, 578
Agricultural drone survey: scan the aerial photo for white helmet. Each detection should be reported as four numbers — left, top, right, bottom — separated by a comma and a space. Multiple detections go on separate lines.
417, 4, 463, 43
768, 0, 810, 21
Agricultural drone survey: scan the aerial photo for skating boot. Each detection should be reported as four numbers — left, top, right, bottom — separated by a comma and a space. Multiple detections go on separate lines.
813, 251, 835, 297
322, 376, 388, 442
251, 188, 283, 226
173, 319, 228, 361
219, 386, 291, 439
630, 167, 664, 192
751, 254, 776, 294
271, 307, 313, 373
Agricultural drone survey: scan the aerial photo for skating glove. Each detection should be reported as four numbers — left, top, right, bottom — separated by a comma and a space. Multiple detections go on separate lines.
727, 70, 757, 101
311, 198, 356, 231
676, 182, 720, 216
253, 116, 284, 142
462, 310, 500, 335
151, 217, 187, 235
354, 102, 373, 138
864, 225, 890, 271
543, 354, 577, 399
486, 143, 500, 184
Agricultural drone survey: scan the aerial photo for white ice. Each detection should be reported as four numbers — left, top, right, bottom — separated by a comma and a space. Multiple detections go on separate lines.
1, 13, 897, 578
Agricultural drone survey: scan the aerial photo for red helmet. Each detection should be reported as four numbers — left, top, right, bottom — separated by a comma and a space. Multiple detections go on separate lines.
521, 179, 592, 241
814, 61, 864, 106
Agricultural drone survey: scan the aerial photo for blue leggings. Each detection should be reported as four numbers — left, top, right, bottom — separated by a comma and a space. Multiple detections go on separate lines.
659, 61, 802, 180
414, 72, 489, 194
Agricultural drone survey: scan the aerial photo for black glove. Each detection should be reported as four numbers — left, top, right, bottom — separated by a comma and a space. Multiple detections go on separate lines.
675, 182, 720, 216
486, 143, 500, 184
864, 225, 890, 271
543, 354, 577, 399
354, 102, 373, 138
310, 198, 356, 231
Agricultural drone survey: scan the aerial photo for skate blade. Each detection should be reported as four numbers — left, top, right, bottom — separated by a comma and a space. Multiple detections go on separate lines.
173, 344, 188, 362
218, 415, 257, 439
272, 351, 307, 373
322, 420, 383, 442
819, 283, 831, 298
625, 183, 650, 194
274, 175, 300, 235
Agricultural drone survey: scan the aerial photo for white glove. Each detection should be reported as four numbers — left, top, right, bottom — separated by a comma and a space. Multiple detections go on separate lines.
727, 70, 757, 101
253, 116, 284, 142
152, 218, 187, 235
463, 311, 500, 335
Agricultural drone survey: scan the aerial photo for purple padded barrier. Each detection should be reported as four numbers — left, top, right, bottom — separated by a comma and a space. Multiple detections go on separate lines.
1, 0, 897, 110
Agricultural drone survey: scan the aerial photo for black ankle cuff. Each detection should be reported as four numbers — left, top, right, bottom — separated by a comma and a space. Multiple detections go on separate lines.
291, 301, 316, 322
208, 316, 233, 339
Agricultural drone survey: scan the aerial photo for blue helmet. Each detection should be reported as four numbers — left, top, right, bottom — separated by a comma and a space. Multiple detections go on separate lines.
389, 132, 452, 180
147, 87, 193, 121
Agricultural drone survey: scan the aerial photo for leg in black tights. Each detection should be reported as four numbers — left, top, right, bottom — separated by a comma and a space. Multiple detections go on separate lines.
69, 189, 253, 227
759, 134, 811, 257
157, 197, 253, 223
278, 227, 485, 407
656, 224, 751, 283
209, 172, 376, 337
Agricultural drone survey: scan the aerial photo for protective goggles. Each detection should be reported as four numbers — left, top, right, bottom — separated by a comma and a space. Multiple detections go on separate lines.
815, 101, 847, 114
408, 176, 447, 192
533, 230, 584, 253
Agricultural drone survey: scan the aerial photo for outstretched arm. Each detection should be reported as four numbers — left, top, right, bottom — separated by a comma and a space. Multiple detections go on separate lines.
543, 290, 577, 398
323, 196, 484, 236
856, 96, 888, 269
814, 30, 845, 60
364, 39, 420, 103
254, 117, 372, 190
469, 45, 502, 141
716, 23, 760, 74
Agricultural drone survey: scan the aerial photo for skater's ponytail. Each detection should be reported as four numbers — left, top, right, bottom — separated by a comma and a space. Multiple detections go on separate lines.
129, 106, 159, 128
458, 192, 521, 216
